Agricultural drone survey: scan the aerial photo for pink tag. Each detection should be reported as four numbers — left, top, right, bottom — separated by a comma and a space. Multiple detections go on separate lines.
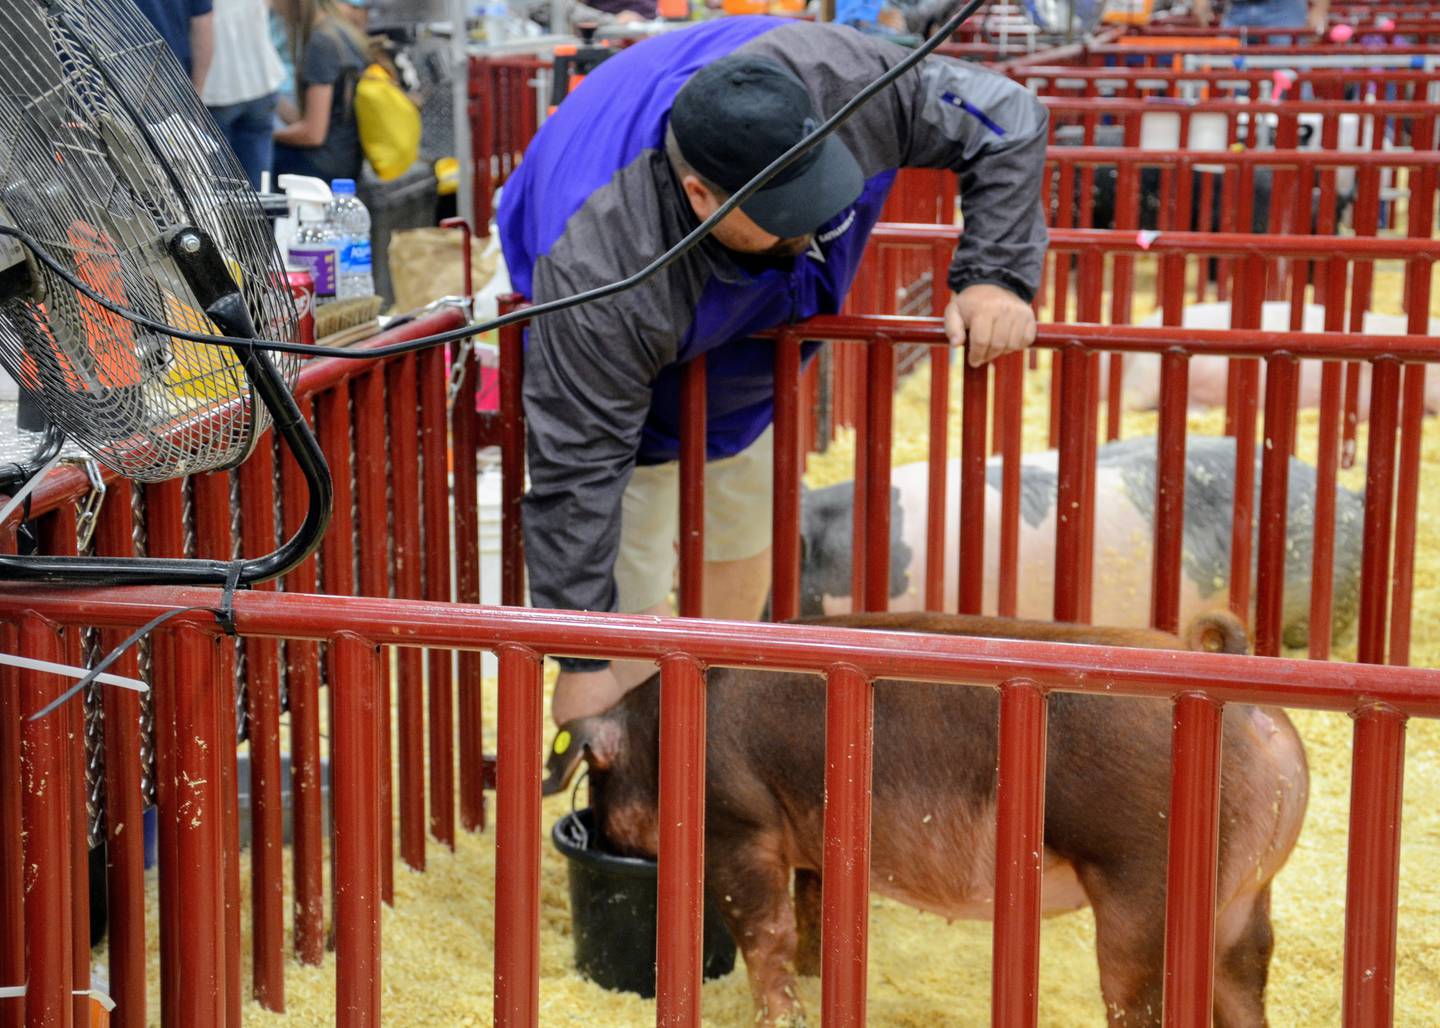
1137, 230, 1160, 250
1330, 23, 1355, 42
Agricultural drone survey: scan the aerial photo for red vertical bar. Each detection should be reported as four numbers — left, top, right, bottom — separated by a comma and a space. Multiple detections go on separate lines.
236, 444, 285, 1009
387, 355, 427, 872
1357, 360, 1401, 667
190, 472, 240, 1026
282, 400, 328, 958
1151, 353, 1189, 634
1310, 360, 1344, 661
144, 482, 184, 1025
1345, 162, 1382, 469
1342, 705, 1407, 1028
1388, 173, 1435, 665
656, 654, 707, 1026
0, 609, 22, 1028
926, 345, 950, 611
35, 514, 90, 1028
499, 310, 527, 608
849, 348, 868, 607
997, 351, 1024, 619
862, 339, 894, 613
771, 335, 803, 623
18, 615, 73, 1028
419, 347, 456, 849
1228, 358, 1260, 624
32, 514, 88, 1028
991, 681, 1047, 1028
1076, 353, 1101, 624
1162, 692, 1224, 1028
452, 354, 486, 833
493, 645, 542, 1028
958, 356, 988, 615
333, 634, 383, 1028
1255, 355, 1299, 657
1054, 347, 1089, 623
317, 383, 358, 926
171, 625, 226, 1027
820, 664, 874, 1028
678, 355, 706, 619
354, 368, 395, 899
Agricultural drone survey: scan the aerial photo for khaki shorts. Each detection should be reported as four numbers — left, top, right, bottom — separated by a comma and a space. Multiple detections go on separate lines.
614, 425, 774, 614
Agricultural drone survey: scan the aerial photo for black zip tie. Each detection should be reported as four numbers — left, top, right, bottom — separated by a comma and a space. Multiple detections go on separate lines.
216, 560, 243, 637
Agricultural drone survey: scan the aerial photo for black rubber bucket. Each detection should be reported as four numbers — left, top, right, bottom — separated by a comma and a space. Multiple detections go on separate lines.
552, 808, 737, 997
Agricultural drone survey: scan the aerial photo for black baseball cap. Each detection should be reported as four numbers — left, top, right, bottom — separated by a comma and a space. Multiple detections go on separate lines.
669, 54, 864, 239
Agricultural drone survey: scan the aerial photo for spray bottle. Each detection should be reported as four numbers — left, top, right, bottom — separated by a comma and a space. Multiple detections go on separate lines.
276, 174, 340, 305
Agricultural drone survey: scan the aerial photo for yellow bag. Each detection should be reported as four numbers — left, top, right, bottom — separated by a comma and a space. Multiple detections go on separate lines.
355, 63, 420, 181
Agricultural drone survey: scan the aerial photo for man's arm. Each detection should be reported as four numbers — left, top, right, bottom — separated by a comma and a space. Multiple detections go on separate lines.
189, 11, 215, 93
521, 253, 674, 623
896, 58, 1050, 308
1309, 0, 1330, 36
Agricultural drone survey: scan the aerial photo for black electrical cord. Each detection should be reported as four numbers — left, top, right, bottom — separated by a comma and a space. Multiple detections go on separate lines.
0, 0, 985, 362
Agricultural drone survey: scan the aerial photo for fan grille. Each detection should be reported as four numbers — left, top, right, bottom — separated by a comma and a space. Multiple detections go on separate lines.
0, 0, 298, 482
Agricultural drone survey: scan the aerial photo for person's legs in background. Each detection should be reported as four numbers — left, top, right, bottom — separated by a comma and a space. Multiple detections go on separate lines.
1222, 0, 1309, 44
209, 93, 280, 189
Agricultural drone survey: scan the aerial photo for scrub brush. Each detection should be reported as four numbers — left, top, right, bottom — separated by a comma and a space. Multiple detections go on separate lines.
314, 294, 384, 348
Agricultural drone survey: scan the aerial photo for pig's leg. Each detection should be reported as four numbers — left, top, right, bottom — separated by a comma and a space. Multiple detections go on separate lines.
792, 868, 822, 977
1079, 866, 1166, 1026
709, 836, 804, 1025
1212, 884, 1274, 1028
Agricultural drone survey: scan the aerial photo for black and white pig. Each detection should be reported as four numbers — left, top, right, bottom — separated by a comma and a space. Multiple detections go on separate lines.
797, 435, 1365, 650
542, 611, 1309, 1027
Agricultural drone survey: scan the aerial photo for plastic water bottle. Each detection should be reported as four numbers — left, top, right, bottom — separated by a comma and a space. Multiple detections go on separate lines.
328, 178, 374, 299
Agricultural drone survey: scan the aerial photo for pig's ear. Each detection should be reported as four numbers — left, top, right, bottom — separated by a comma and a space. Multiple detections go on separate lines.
540, 718, 620, 796
1184, 611, 1251, 655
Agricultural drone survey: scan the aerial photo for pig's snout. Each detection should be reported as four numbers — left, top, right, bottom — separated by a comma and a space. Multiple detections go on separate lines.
540, 716, 623, 796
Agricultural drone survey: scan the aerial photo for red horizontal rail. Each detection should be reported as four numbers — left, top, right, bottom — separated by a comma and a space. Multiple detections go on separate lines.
1017, 66, 1440, 86
1046, 149, 1440, 172
779, 316, 1440, 362
1043, 96, 1440, 117
871, 224, 1440, 261
4, 587, 1440, 716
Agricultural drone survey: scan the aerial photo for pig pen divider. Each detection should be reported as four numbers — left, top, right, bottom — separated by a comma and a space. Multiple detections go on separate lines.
3, 588, 1439, 1026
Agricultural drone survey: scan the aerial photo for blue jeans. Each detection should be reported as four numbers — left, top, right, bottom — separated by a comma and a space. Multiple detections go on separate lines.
209, 93, 278, 190
1223, 0, 1308, 44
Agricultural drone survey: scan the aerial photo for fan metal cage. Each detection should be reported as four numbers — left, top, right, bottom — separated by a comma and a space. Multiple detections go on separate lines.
0, 0, 298, 483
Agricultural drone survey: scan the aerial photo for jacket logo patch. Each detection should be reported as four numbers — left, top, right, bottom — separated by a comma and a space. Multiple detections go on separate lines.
939, 91, 1006, 137
807, 208, 857, 264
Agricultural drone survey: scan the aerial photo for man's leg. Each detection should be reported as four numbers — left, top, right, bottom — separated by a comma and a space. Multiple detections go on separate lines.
552, 462, 678, 726
702, 424, 775, 621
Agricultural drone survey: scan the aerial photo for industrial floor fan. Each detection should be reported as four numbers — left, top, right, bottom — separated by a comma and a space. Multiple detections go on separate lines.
0, 0, 332, 585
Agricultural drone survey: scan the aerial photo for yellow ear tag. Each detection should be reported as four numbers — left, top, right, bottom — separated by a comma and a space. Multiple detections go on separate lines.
553, 730, 572, 756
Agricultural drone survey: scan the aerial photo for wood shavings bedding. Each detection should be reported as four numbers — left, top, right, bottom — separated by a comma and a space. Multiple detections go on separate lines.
103, 271, 1440, 1026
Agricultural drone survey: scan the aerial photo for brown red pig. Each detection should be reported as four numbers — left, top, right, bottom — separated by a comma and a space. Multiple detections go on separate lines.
543, 611, 1308, 1027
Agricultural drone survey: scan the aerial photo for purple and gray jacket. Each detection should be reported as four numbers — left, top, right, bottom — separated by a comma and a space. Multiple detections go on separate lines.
497, 16, 1048, 617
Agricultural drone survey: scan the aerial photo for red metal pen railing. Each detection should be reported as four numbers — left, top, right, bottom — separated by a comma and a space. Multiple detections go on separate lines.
3, 587, 1439, 1026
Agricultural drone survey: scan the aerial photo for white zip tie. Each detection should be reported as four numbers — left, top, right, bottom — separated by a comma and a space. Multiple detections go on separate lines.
77, 989, 116, 1012
0, 653, 147, 694
0, 984, 23, 1000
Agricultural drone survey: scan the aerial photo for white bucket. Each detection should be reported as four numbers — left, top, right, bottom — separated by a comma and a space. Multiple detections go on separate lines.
1139, 112, 1181, 152
1189, 113, 1228, 152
